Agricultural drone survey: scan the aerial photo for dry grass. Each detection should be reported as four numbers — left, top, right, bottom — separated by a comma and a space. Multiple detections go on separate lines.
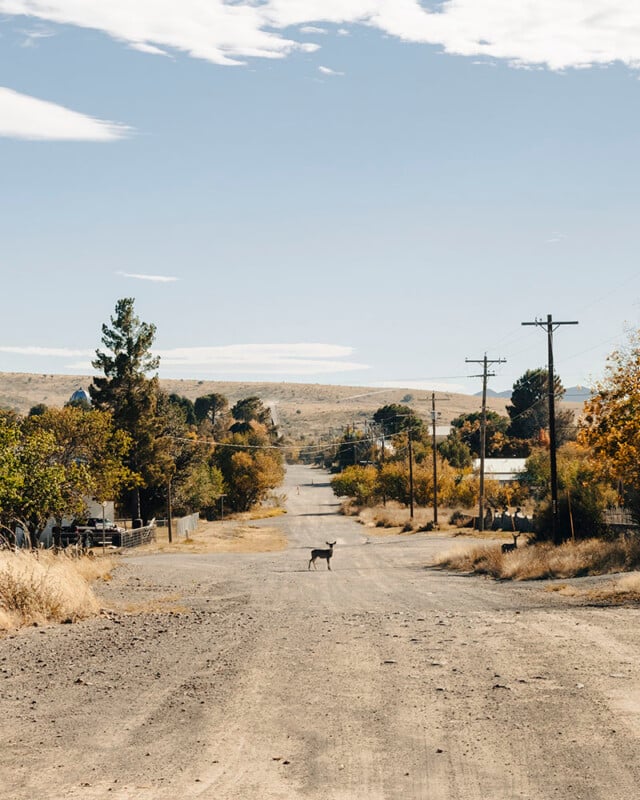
233, 507, 286, 521
351, 503, 454, 535
548, 572, 640, 604
0, 550, 113, 631
434, 536, 640, 581
138, 520, 287, 554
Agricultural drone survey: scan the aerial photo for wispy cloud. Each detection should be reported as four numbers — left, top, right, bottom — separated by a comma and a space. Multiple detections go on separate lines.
300, 25, 326, 35
546, 232, 568, 243
0, 345, 91, 357
318, 65, 344, 76
19, 26, 55, 48
156, 343, 368, 375
3, 341, 368, 377
3, 1, 640, 71
117, 271, 179, 283
0, 86, 130, 141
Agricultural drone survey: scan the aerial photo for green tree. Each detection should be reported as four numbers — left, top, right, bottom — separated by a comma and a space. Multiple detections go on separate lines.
373, 404, 423, 436
89, 298, 171, 520
0, 417, 91, 538
521, 444, 616, 540
194, 393, 228, 426
450, 411, 511, 457
168, 394, 196, 426
438, 428, 472, 468
24, 406, 133, 504
507, 368, 574, 444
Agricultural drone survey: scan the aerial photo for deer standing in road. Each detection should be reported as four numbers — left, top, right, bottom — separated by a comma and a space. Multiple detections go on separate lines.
308, 541, 336, 570
501, 533, 521, 554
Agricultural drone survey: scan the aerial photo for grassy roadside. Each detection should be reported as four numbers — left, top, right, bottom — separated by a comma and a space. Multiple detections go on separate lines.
136, 518, 287, 555
0, 550, 114, 632
435, 536, 640, 582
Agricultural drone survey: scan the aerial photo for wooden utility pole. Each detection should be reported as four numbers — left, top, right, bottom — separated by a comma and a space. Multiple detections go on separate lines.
167, 478, 173, 544
408, 418, 415, 519
431, 393, 439, 526
466, 354, 506, 531
522, 315, 578, 544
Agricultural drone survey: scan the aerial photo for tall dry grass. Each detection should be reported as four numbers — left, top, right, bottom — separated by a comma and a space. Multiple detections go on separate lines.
435, 536, 640, 581
0, 550, 113, 631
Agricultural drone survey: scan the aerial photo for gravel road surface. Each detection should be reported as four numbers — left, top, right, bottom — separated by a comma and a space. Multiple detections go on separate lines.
2, 465, 640, 799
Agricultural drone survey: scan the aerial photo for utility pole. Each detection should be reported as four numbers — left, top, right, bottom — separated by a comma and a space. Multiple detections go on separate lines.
378, 422, 387, 506
408, 416, 415, 519
431, 393, 439, 526
522, 314, 578, 544
466, 354, 506, 531
167, 478, 173, 544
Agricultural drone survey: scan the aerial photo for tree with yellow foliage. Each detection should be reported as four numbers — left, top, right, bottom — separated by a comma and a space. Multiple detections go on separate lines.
579, 329, 640, 516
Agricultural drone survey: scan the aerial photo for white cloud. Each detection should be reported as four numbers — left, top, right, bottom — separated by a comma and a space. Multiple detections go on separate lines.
0, 86, 130, 141
5, 341, 368, 376
319, 65, 344, 76
3, 1, 640, 71
0, 345, 91, 357
156, 343, 368, 375
117, 271, 179, 283
300, 25, 327, 34
19, 26, 55, 47
546, 232, 568, 243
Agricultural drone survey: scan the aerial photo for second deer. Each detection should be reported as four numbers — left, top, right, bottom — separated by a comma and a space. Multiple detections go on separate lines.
308, 541, 336, 570
501, 533, 521, 554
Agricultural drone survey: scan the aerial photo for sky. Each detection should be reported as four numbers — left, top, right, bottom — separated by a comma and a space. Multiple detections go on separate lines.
2, 1, 640, 395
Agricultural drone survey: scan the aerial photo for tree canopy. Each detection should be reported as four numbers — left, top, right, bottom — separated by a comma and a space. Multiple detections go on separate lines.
372, 404, 422, 436
90, 298, 170, 519
506, 367, 573, 444
579, 330, 640, 515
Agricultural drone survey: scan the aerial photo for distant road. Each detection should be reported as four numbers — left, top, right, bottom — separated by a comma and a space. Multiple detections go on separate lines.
2, 465, 639, 799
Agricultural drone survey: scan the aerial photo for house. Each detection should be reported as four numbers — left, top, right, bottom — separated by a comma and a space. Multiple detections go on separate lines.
472, 458, 526, 484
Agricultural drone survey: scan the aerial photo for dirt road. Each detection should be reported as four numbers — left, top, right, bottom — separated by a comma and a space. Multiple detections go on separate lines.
2, 465, 640, 799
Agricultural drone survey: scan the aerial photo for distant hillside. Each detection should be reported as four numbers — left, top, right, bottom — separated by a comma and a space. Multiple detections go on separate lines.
0, 371, 513, 441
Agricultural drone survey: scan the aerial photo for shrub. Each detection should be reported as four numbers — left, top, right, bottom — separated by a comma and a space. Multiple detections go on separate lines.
435, 535, 640, 581
0, 550, 111, 629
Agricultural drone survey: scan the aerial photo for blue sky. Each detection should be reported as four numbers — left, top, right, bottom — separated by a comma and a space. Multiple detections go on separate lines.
1, 2, 640, 393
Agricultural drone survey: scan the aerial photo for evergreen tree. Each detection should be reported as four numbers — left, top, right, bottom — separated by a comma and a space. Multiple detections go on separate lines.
507, 368, 574, 444
89, 298, 170, 520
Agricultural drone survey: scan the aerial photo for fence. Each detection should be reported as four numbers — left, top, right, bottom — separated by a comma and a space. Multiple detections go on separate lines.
604, 508, 636, 526
118, 519, 156, 549
176, 512, 200, 538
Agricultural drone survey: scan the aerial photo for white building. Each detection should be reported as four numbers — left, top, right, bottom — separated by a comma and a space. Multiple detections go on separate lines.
472, 458, 526, 484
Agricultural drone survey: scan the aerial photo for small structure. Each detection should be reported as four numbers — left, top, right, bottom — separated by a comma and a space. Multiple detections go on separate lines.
69, 387, 91, 406
473, 458, 526, 484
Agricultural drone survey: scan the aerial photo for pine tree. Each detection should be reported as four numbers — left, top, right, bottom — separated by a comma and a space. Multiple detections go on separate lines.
89, 298, 170, 520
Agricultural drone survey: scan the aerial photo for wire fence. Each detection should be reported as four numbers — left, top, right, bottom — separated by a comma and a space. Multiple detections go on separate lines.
118, 519, 157, 549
